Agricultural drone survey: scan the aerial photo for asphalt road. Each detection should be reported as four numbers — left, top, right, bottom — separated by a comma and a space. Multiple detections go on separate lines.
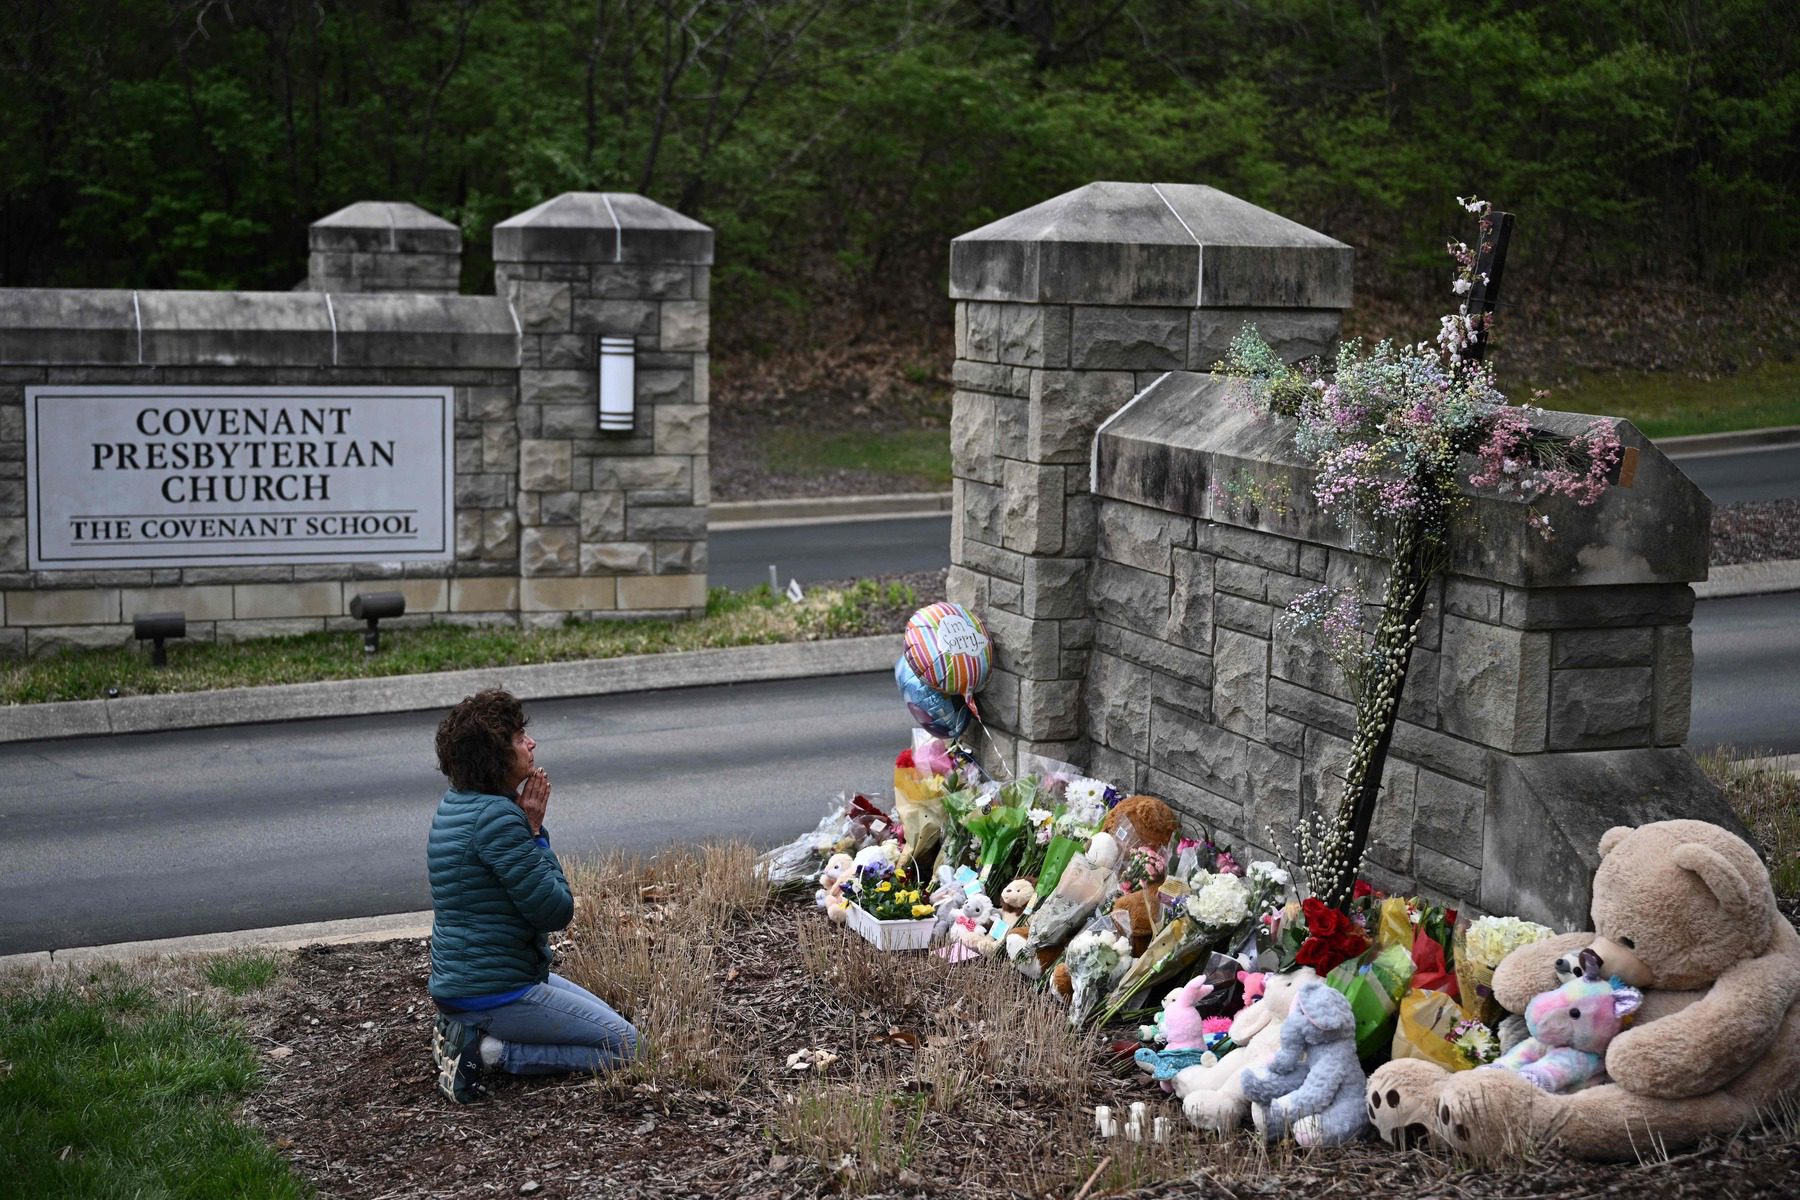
1688, 592, 1800, 755
0, 673, 910, 955
1669, 443, 1800, 506
710, 514, 952, 591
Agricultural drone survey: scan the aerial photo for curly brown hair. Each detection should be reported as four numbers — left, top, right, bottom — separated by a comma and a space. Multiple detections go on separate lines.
435, 688, 528, 795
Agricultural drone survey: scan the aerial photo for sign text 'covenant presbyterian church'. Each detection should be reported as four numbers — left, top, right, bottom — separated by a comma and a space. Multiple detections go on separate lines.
25, 386, 455, 569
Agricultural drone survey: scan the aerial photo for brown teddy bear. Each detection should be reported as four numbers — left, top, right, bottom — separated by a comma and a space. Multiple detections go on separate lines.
1102, 794, 1178, 853
1366, 819, 1800, 1161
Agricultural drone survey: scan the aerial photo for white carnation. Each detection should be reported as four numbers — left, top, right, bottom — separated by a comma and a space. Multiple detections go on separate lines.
1187, 873, 1251, 929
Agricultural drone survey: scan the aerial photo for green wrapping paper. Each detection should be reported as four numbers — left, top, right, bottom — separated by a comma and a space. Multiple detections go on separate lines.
1031, 834, 1081, 910
966, 802, 1029, 882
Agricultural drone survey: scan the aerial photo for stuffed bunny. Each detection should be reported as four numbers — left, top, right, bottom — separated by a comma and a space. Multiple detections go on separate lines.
1177, 967, 1319, 1134
1134, 976, 1217, 1084
1240, 981, 1370, 1147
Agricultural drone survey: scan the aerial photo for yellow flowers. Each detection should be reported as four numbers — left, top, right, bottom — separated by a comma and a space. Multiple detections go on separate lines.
876, 881, 892, 892
910, 903, 934, 918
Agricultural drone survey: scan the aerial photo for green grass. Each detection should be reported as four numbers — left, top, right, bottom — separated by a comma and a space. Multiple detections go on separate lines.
0, 582, 901, 705
1534, 360, 1800, 439
0, 966, 306, 1198
201, 951, 283, 996
762, 427, 951, 487
1700, 747, 1800, 899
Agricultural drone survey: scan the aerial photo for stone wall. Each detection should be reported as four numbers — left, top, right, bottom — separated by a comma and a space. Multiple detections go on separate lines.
949, 182, 1736, 929
0, 193, 711, 656
494, 194, 712, 621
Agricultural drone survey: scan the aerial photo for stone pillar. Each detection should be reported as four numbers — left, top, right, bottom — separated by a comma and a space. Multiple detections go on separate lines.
306, 202, 462, 293
492, 193, 712, 621
948, 182, 1352, 772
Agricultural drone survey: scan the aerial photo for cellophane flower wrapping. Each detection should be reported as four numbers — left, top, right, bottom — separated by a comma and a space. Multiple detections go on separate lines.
1063, 929, 1131, 1026
966, 790, 1030, 882
1457, 915, 1553, 1025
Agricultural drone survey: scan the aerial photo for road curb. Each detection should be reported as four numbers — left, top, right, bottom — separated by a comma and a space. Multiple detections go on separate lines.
0, 910, 436, 973
1660, 425, 1800, 456
710, 491, 951, 528
1695, 559, 1800, 600
0, 633, 902, 745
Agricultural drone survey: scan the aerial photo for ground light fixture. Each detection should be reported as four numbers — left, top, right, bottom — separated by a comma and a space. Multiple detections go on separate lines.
598, 335, 635, 432
349, 591, 406, 654
132, 611, 186, 668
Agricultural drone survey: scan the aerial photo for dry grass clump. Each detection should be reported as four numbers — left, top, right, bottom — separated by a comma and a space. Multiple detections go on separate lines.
559, 841, 764, 1093
770, 1079, 932, 1195
1698, 747, 1800, 898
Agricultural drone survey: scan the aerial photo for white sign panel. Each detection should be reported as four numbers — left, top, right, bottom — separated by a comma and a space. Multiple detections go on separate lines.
25, 386, 455, 569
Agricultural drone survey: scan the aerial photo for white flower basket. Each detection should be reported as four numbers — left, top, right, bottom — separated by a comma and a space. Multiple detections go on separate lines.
846, 902, 935, 951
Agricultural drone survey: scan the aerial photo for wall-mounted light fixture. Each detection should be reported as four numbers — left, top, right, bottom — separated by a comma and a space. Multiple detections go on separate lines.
598, 335, 636, 432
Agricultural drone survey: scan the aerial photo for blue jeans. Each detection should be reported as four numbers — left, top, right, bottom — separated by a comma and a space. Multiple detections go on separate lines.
465, 973, 641, 1076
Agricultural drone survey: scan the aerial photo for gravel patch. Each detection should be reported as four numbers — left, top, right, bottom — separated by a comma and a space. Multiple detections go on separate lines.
1713, 499, 1800, 565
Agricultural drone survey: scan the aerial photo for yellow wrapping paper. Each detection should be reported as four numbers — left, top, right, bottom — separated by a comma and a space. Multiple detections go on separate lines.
1454, 922, 1503, 1027
893, 770, 945, 867
1374, 898, 1415, 954
1391, 989, 1477, 1071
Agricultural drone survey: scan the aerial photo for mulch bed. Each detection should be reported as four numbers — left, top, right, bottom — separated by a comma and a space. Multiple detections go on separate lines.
1713, 499, 1800, 565
238, 898, 1799, 1199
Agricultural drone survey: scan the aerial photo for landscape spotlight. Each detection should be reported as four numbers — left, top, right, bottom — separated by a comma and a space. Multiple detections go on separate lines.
133, 611, 186, 668
598, 335, 635, 432
349, 591, 406, 654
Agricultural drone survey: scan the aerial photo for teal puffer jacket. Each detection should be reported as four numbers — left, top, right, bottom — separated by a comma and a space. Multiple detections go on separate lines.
427, 788, 575, 1000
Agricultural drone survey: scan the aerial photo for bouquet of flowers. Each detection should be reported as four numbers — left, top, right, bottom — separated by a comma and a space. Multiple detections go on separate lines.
1457, 915, 1554, 1025
1091, 865, 1260, 1026
966, 780, 1033, 882
1063, 929, 1132, 1027
847, 859, 935, 922
1029, 777, 1113, 911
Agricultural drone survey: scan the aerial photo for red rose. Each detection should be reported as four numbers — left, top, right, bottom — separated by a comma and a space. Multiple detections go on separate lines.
895, 749, 914, 768
1295, 897, 1369, 974
1352, 880, 1374, 900
1445, 909, 1458, 928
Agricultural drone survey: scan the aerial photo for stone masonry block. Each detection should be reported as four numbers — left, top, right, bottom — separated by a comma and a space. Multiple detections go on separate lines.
659, 302, 709, 352
1212, 628, 1269, 739
541, 491, 582, 526
1095, 620, 1213, 689
960, 479, 1005, 547
120, 585, 233, 622
0, 517, 24, 572
953, 359, 1033, 398
957, 538, 1027, 584
580, 491, 626, 541
1214, 594, 1272, 638
483, 509, 519, 558
540, 404, 600, 438
1654, 624, 1693, 746
626, 506, 705, 539
520, 369, 591, 407
572, 299, 658, 340
589, 263, 692, 299
1214, 559, 1271, 602
1549, 667, 1654, 750
1018, 677, 1083, 741
1151, 700, 1299, 835
1142, 767, 1243, 840
1029, 370, 1136, 463
519, 440, 573, 492
1501, 584, 1695, 630
504, 281, 572, 333
984, 303, 1071, 368
521, 526, 579, 576
521, 576, 617, 613
1088, 559, 1169, 634
1022, 557, 1088, 619
233, 582, 342, 619
1188, 309, 1341, 369
3, 588, 119, 625
1003, 461, 1065, 555
1438, 615, 1550, 752
982, 606, 1062, 681
452, 576, 520, 613
1444, 577, 1504, 623
1097, 499, 1192, 574
653, 405, 707, 456
951, 390, 1001, 486
1413, 767, 1485, 867
581, 542, 652, 574
1200, 523, 1300, 573
1167, 548, 1214, 647
1071, 306, 1187, 370
617, 574, 706, 610
1087, 650, 1152, 759
482, 421, 519, 471
1063, 495, 1098, 558
1415, 846, 1481, 904
1553, 627, 1655, 668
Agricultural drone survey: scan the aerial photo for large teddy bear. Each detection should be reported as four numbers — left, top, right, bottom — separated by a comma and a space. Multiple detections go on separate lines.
1366, 820, 1800, 1160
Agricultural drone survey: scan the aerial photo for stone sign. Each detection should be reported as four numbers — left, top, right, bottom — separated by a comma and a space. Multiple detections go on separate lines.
25, 385, 455, 569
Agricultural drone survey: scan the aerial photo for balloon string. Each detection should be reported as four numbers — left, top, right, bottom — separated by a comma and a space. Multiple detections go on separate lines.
964, 707, 1014, 784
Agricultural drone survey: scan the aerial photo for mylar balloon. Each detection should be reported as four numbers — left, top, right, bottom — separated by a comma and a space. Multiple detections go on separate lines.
894, 655, 972, 739
902, 602, 992, 697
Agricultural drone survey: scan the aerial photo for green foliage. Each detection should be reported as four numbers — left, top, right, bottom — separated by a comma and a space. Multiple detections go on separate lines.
1, 0, 1792, 326
0, 972, 306, 1197
1533, 362, 1800, 439
761, 427, 952, 485
201, 951, 283, 996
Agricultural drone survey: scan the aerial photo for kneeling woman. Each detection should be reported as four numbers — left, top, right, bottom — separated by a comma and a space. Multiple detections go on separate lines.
427, 688, 639, 1102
